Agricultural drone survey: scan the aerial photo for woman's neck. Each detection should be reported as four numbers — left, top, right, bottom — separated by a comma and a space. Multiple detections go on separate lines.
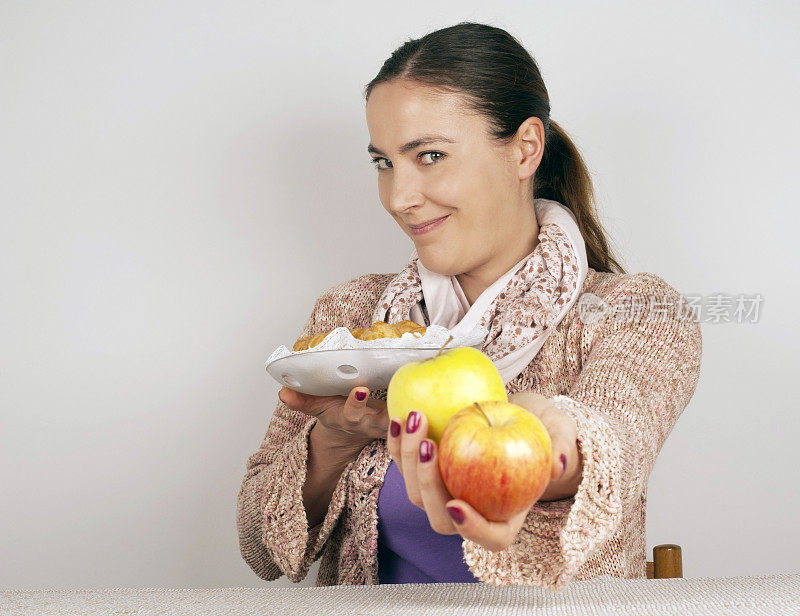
455, 226, 540, 306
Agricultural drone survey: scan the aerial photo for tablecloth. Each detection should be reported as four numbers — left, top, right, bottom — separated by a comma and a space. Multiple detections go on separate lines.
2, 574, 798, 616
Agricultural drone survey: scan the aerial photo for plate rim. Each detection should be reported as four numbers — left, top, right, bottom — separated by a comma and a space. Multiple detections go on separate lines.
264, 345, 456, 370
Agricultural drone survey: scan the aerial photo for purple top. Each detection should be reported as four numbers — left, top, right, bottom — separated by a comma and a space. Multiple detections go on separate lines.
377, 459, 481, 584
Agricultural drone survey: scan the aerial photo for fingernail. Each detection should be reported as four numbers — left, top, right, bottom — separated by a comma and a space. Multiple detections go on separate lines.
447, 506, 465, 525
419, 440, 432, 463
355, 390, 367, 402
560, 454, 567, 478
390, 419, 400, 438
406, 411, 420, 433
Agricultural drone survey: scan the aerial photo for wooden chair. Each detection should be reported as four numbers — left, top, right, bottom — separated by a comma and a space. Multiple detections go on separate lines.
646, 544, 683, 579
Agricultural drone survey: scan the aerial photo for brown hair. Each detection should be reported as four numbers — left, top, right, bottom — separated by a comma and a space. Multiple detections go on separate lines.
364, 22, 625, 274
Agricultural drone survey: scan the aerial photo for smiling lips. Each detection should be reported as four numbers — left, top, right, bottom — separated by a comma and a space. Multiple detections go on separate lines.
409, 215, 450, 236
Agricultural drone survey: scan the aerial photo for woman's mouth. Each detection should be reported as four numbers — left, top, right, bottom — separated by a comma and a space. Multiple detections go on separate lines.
409, 215, 450, 236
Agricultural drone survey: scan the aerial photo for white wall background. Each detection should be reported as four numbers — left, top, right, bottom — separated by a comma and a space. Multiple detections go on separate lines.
1, 0, 798, 590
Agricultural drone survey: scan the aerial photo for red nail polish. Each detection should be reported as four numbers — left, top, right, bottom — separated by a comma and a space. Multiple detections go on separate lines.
447, 506, 465, 524
390, 420, 400, 438
355, 390, 367, 401
419, 440, 432, 463
407, 411, 420, 433
560, 454, 567, 478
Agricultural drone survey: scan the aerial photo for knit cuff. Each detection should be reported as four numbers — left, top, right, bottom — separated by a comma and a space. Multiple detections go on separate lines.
462, 394, 622, 589
261, 418, 354, 582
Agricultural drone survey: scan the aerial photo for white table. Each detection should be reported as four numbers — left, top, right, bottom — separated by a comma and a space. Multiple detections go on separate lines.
2, 574, 798, 615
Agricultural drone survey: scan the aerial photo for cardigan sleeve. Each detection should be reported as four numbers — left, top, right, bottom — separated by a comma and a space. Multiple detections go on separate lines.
236, 294, 356, 583
461, 273, 703, 588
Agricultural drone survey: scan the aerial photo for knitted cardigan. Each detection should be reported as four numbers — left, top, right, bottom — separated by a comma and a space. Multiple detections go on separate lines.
237, 267, 702, 589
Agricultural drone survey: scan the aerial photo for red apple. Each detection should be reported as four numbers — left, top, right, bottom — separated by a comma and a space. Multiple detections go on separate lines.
437, 400, 553, 522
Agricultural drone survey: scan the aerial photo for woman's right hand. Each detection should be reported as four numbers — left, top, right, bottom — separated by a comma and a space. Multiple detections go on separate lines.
278, 385, 389, 452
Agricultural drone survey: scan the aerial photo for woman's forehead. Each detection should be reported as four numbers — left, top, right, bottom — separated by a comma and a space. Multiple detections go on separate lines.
366, 83, 485, 149
367, 80, 469, 117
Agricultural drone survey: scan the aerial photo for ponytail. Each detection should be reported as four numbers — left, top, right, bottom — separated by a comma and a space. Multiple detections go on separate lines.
536, 120, 625, 273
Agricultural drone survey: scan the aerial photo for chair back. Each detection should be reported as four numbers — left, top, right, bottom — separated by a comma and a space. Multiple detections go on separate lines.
646, 544, 683, 579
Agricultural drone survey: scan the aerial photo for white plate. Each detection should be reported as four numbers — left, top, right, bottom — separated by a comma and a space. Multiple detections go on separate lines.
266, 345, 482, 397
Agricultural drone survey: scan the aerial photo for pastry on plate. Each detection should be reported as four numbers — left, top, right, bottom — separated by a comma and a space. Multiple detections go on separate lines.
292, 319, 427, 351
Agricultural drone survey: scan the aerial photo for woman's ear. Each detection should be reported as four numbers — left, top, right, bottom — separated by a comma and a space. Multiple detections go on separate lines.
515, 116, 545, 181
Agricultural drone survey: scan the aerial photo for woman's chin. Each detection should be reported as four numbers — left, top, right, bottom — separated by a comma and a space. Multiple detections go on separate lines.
415, 249, 463, 277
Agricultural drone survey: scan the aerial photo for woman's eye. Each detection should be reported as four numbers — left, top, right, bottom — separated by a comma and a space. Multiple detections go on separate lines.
369, 152, 445, 171
370, 157, 392, 170
419, 151, 444, 165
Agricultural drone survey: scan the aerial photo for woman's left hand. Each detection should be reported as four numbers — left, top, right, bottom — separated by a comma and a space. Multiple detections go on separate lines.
508, 390, 582, 499
386, 393, 581, 553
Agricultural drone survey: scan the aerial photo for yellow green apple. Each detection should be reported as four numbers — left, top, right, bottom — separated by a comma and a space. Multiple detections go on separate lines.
387, 346, 507, 444
438, 400, 553, 522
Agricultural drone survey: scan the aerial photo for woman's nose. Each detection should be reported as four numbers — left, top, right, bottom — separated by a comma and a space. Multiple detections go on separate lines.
387, 176, 425, 213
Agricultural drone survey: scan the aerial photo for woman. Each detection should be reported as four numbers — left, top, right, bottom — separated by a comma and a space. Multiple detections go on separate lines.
237, 22, 702, 588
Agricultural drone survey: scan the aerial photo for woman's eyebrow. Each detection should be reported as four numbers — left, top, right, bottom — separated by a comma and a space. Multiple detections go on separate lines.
367, 135, 456, 157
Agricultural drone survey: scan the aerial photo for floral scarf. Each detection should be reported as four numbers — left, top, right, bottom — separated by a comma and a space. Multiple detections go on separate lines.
371, 198, 589, 384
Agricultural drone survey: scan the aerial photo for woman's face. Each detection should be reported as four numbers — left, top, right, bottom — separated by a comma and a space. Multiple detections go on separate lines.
365, 79, 540, 280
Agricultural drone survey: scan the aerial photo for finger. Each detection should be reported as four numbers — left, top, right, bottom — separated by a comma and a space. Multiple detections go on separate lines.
342, 387, 387, 441
543, 413, 578, 481
386, 414, 403, 473
278, 387, 338, 416
400, 410, 428, 508
341, 386, 370, 425
444, 498, 530, 553
277, 386, 299, 407
416, 438, 459, 535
